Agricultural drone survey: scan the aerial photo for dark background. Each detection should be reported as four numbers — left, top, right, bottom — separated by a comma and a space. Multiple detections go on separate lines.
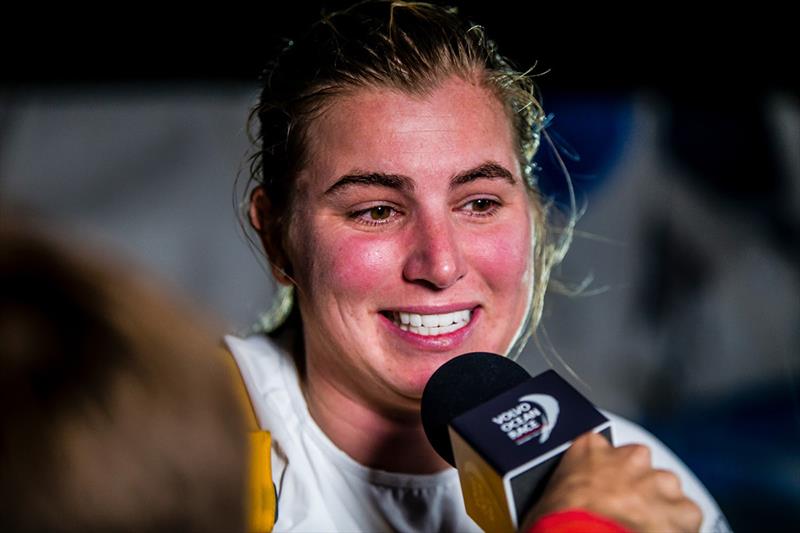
3, 2, 795, 93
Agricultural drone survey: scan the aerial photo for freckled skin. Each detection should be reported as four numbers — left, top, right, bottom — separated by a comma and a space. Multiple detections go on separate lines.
287, 76, 535, 420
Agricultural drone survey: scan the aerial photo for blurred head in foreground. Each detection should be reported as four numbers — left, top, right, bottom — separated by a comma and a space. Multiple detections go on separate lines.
0, 218, 246, 533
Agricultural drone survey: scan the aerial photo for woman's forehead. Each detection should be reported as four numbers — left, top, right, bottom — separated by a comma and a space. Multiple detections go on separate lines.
300, 77, 520, 190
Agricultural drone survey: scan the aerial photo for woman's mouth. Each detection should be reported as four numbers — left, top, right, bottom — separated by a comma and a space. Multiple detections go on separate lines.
382, 309, 472, 336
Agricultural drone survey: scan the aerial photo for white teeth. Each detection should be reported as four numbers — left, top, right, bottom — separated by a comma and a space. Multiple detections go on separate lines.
440, 323, 459, 334
390, 309, 472, 336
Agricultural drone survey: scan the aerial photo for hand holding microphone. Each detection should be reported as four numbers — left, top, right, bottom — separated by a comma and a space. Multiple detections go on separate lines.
421, 353, 702, 533
525, 432, 703, 532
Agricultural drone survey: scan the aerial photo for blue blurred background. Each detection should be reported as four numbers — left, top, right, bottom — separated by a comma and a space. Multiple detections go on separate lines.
2, 3, 797, 530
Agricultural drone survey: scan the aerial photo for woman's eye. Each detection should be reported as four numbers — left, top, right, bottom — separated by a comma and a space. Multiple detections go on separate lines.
350, 205, 399, 226
471, 199, 494, 212
463, 198, 500, 215
367, 206, 392, 220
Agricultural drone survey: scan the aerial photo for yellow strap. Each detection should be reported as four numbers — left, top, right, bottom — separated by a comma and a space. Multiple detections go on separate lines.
248, 430, 276, 533
219, 346, 277, 532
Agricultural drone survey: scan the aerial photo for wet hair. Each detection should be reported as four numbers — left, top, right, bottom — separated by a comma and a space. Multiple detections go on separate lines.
246, 0, 571, 358
0, 220, 247, 533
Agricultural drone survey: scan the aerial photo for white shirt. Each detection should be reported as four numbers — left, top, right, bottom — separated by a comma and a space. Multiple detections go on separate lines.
226, 334, 730, 533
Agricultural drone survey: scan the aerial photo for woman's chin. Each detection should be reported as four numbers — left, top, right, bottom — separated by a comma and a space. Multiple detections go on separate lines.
390, 357, 457, 403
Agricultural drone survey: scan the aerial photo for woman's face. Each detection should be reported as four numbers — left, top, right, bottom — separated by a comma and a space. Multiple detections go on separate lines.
284, 76, 535, 413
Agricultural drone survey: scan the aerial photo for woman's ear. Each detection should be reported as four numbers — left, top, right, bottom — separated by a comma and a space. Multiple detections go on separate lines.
249, 186, 293, 286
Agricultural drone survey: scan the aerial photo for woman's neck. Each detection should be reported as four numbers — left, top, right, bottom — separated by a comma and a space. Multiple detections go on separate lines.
301, 370, 450, 474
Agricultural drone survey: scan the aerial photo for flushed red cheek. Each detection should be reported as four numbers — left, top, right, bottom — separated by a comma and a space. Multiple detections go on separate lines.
468, 225, 531, 289
315, 233, 400, 295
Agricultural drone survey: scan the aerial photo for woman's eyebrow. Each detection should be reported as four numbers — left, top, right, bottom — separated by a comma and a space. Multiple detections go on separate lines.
450, 161, 516, 187
324, 172, 415, 196
323, 161, 514, 196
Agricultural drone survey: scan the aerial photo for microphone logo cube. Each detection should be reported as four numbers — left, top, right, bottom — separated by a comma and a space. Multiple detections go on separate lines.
449, 370, 612, 533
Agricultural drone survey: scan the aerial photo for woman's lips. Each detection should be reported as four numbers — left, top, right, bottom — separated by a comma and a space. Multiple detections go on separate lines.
379, 306, 479, 350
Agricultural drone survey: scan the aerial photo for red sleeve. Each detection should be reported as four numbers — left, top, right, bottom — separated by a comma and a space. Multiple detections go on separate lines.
526, 509, 631, 533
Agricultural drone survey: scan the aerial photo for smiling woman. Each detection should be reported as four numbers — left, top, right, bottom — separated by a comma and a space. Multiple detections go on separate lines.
229, 1, 725, 532
267, 79, 535, 413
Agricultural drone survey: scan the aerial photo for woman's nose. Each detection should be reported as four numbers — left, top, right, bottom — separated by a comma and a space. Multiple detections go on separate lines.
402, 216, 467, 290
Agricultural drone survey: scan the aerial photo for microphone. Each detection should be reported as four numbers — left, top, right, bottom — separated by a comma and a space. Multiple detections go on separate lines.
421, 353, 612, 533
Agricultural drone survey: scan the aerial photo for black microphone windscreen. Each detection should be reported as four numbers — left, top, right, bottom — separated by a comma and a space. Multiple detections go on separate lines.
420, 352, 531, 466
